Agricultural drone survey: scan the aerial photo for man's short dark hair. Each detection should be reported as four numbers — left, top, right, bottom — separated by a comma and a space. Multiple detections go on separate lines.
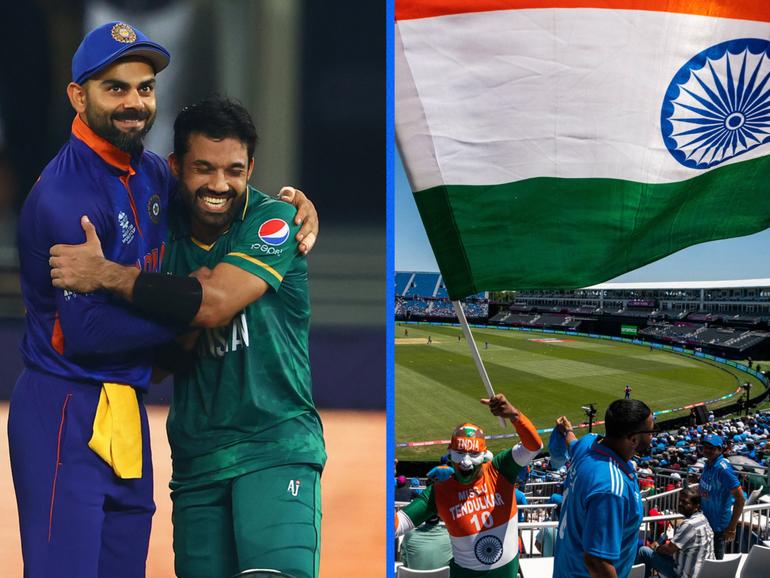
604, 399, 652, 439
681, 486, 700, 507
173, 95, 258, 161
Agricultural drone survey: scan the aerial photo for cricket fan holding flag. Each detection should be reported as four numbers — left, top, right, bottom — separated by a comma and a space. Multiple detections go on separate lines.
48, 96, 325, 578
9, 21, 317, 578
395, 394, 543, 577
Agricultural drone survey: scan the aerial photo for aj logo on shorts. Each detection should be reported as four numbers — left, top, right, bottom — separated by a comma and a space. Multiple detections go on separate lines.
287, 480, 301, 497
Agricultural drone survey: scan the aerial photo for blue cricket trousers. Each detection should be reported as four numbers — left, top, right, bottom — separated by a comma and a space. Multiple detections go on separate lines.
8, 369, 155, 578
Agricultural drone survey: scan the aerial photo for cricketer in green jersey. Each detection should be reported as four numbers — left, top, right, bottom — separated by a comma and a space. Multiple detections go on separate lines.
48, 96, 326, 578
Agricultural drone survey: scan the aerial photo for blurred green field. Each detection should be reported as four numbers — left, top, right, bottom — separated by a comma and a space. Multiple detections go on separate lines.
395, 323, 763, 461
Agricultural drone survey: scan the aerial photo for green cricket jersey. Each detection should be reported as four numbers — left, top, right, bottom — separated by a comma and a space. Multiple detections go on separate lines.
163, 185, 326, 484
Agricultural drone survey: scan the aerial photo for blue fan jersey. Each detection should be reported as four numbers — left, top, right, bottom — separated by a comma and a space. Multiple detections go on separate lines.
554, 437, 643, 578
699, 455, 740, 532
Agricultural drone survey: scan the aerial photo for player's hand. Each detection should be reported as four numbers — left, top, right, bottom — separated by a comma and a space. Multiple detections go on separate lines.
555, 416, 573, 435
426, 464, 454, 482
278, 186, 318, 255
176, 330, 201, 351
49, 215, 106, 293
481, 393, 520, 421
724, 527, 737, 542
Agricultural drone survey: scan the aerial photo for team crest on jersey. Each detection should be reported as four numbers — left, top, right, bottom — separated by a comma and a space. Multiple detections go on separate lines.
118, 211, 136, 244
147, 194, 161, 224
258, 218, 290, 246
111, 23, 137, 44
474, 535, 503, 565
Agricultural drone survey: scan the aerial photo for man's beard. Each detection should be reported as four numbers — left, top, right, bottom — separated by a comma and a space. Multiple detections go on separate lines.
86, 106, 154, 155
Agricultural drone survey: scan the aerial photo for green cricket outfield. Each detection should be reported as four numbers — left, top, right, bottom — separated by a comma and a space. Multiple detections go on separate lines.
395, 323, 763, 460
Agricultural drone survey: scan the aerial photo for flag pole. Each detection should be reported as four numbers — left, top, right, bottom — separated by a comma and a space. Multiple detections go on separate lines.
452, 300, 506, 428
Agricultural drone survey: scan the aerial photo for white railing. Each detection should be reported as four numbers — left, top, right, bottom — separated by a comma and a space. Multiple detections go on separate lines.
641, 485, 685, 516
523, 480, 563, 497
727, 502, 770, 555
517, 503, 559, 523
516, 503, 770, 559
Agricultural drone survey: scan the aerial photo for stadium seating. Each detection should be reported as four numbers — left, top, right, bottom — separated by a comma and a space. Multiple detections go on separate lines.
739, 544, 770, 578
694, 556, 741, 577
405, 273, 441, 297
396, 271, 770, 358
396, 272, 413, 296
397, 566, 450, 578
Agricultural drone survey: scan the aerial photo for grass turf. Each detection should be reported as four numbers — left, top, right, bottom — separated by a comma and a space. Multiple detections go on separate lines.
395, 323, 763, 461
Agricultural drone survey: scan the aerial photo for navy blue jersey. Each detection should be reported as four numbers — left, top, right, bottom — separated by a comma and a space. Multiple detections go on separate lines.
18, 116, 178, 389
554, 436, 643, 578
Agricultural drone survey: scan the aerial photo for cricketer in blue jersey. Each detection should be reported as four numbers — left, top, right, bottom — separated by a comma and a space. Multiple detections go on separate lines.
553, 400, 654, 578
698, 434, 745, 559
9, 22, 317, 578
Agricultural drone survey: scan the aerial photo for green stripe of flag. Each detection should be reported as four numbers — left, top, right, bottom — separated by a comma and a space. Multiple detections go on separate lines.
414, 155, 770, 299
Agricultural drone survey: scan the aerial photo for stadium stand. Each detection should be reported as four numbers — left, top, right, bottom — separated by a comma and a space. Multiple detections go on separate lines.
405, 273, 442, 297
394, 272, 489, 322
395, 272, 413, 296
396, 411, 770, 569
397, 274, 770, 359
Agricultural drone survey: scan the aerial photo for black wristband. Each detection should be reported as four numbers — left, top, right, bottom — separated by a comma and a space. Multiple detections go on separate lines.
132, 272, 203, 325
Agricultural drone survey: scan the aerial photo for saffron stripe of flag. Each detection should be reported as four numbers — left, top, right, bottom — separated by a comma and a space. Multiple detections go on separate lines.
396, 2, 770, 299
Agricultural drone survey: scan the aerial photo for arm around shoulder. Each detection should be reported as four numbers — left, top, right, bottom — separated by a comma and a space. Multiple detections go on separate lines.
191, 262, 269, 328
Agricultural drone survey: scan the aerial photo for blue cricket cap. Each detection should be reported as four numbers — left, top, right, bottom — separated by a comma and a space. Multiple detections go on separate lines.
550, 493, 563, 505
703, 434, 723, 448
72, 22, 170, 84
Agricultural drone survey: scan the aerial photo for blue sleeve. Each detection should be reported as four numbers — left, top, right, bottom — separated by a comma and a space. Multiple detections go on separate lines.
582, 492, 624, 561
55, 291, 180, 357
40, 182, 180, 356
569, 434, 597, 464
719, 464, 741, 491
549, 429, 569, 468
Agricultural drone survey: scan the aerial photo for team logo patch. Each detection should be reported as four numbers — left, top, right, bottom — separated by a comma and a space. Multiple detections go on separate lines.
474, 535, 503, 565
147, 194, 161, 224
258, 218, 290, 246
118, 211, 136, 245
111, 23, 137, 44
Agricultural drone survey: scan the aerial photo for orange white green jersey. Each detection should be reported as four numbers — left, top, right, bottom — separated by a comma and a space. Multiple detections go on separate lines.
396, 414, 542, 577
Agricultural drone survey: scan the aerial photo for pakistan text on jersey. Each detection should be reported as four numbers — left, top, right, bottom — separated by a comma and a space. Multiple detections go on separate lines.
201, 311, 250, 358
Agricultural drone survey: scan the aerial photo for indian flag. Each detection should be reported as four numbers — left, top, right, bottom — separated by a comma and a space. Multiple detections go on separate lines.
396, 1, 770, 300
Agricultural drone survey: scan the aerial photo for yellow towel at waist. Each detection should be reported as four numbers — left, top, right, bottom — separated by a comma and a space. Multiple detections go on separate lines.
88, 382, 142, 479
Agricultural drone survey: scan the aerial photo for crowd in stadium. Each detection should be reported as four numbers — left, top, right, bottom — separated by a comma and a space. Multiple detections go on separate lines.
395, 408, 770, 577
